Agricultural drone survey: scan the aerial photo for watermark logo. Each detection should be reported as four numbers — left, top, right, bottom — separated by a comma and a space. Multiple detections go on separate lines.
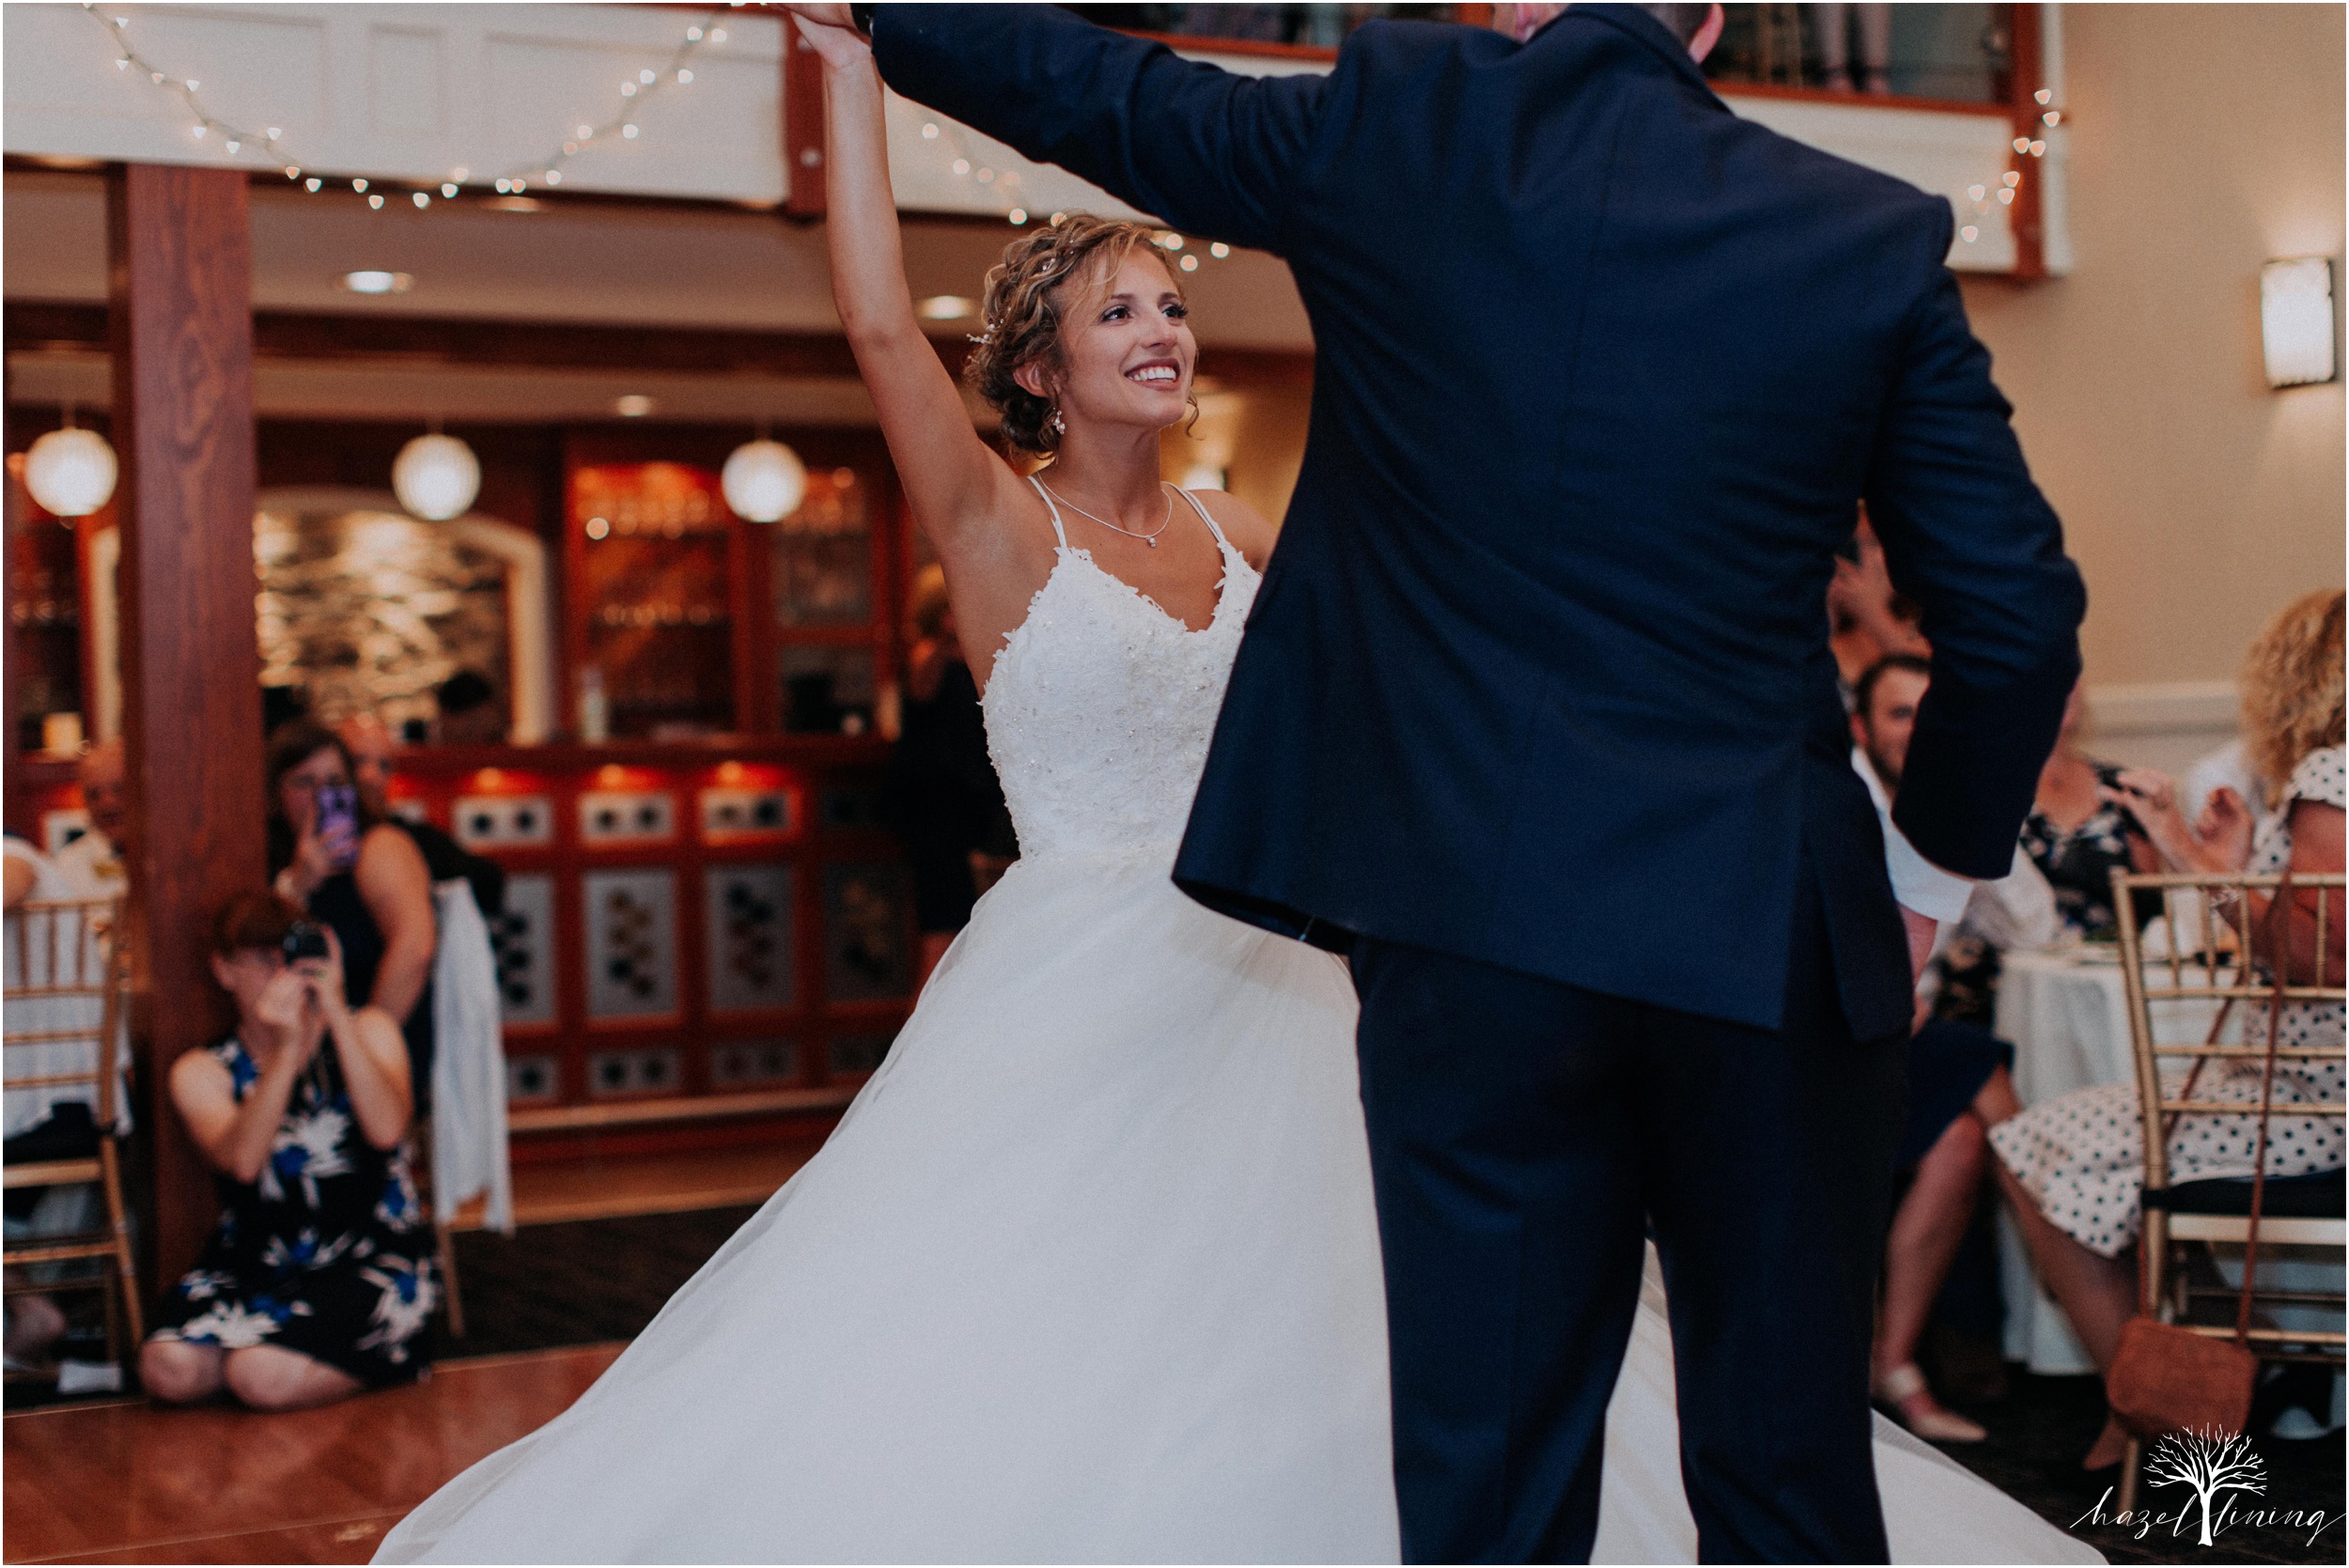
2074, 1427, 2338, 1549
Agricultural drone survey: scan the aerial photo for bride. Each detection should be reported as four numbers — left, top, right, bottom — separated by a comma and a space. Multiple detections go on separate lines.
380, 20, 2097, 1565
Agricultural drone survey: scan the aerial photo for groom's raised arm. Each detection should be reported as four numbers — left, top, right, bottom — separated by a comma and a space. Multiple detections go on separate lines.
1866, 231, 2087, 882
865, 4, 1326, 255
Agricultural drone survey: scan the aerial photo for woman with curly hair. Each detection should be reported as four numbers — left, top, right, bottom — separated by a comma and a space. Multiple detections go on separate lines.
1992, 588, 2345, 1480
380, 16, 2092, 1566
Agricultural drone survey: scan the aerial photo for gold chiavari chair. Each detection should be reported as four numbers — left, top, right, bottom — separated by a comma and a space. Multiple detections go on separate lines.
3, 896, 142, 1371
2111, 870, 2346, 1511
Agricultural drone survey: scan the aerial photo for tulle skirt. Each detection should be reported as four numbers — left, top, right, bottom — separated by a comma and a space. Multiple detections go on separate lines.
378, 853, 2097, 1564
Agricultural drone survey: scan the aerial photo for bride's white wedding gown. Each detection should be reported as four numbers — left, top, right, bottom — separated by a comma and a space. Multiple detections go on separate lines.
378, 490, 2099, 1565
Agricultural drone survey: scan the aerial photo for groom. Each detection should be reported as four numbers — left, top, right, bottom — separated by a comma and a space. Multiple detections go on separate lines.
818, 4, 2084, 1559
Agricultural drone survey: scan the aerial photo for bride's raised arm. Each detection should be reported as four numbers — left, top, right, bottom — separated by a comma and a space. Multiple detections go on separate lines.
801, 21, 1019, 556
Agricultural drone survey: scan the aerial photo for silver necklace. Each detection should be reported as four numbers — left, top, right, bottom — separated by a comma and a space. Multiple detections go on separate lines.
1039, 477, 1174, 548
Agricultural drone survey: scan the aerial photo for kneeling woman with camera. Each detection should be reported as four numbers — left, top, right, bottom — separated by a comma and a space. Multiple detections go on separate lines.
141, 891, 435, 1411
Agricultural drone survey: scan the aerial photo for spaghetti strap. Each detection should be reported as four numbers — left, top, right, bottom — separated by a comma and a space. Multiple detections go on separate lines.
1026, 475, 1070, 550
1172, 487, 1234, 553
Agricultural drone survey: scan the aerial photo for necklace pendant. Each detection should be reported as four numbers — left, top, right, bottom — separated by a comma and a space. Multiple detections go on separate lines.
1146, 537, 1158, 548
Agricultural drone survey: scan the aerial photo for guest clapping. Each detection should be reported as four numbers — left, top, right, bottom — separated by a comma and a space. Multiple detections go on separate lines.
141, 892, 436, 1409
2020, 682, 2161, 940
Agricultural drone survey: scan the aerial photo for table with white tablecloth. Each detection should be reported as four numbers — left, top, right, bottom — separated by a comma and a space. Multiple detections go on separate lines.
1992, 947, 2227, 1374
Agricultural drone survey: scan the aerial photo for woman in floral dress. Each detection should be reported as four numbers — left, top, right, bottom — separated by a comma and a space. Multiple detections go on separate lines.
1991, 589, 2345, 1478
141, 891, 436, 1410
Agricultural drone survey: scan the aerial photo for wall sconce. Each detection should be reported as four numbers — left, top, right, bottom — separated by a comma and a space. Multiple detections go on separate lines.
2261, 256, 2338, 389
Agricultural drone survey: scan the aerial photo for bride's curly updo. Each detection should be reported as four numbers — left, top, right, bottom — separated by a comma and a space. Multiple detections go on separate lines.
964, 213, 1186, 457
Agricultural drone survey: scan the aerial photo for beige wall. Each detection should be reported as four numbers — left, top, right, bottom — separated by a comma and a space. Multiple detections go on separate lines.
1961, 3, 2346, 700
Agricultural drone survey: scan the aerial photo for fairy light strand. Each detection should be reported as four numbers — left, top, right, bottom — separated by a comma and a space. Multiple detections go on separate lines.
80, 2, 726, 206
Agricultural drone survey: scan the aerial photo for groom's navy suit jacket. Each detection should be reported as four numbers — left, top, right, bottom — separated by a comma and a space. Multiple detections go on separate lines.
872, 4, 2085, 1043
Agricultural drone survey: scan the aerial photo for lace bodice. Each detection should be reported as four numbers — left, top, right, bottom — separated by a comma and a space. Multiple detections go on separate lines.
982, 487, 1258, 865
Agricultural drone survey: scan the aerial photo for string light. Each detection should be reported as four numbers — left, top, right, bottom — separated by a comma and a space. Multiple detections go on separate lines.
80, 3, 723, 212
1958, 87, 2061, 246
82, 4, 294, 170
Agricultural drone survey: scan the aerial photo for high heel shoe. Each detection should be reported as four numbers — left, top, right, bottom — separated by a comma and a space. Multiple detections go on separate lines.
1875, 1363, 1989, 1443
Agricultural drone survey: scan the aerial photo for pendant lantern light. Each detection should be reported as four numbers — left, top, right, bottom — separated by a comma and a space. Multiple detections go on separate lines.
23, 413, 117, 519
722, 436, 807, 524
392, 430, 481, 521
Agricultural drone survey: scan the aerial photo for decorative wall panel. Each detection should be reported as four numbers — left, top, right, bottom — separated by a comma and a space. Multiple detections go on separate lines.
583, 866, 677, 1018
506, 1051, 559, 1105
711, 1037, 798, 1088
489, 871, 555, 1026
705, 863, 793, 1014
828, 1032, 894, 1076
823, 862, 910, 1001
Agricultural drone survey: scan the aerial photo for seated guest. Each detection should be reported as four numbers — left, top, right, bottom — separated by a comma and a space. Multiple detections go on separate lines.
54, 740, 130, 903
335, 711, 506, 921
267, 721, 438, 1090
142, 892, 436, 1409
3, 835, 101, 1374
1849, 655, 2026, 1442
1991, 588, 2345, 1475
2022, 680, 2161, 939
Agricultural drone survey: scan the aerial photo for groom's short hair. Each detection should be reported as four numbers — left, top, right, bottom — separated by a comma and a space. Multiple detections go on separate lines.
1637, 4, 1713, 44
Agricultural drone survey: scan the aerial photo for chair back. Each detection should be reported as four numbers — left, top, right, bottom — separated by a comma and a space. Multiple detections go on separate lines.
2111, 870, 2346, 1197
4, 896, 129, 1130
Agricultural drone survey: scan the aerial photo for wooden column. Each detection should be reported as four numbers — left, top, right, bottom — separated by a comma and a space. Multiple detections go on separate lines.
106, 163, 266, 1290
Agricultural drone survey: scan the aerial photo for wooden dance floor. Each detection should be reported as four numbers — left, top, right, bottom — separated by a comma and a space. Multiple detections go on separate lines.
4, 1344, 622, 1564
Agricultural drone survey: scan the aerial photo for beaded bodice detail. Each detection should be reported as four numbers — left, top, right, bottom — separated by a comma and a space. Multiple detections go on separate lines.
982, 489, 1258, 865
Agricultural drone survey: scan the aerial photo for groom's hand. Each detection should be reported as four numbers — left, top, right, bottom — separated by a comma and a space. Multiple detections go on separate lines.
1900, 905, 1938, 986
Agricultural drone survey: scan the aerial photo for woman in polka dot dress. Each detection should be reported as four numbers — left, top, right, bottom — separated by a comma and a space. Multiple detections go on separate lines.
1990, 589, 2344, 1477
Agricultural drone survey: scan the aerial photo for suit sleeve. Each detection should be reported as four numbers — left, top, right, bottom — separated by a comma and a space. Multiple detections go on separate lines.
869, 4, 1326, 254
1867, 211, 2087, 881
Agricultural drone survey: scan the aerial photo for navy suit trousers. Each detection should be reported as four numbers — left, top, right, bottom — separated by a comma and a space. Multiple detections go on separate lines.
1350, 876, 1906, 1563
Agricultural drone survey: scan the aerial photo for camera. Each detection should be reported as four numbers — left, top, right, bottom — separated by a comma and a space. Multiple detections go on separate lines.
282, 921, 331, 963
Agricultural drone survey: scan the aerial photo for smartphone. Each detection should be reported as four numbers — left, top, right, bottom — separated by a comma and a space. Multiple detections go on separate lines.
314, 782, 362, 871
281, 920, 331, 964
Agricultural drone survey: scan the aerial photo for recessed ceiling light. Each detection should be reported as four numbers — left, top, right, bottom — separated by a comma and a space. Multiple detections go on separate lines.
614, 395, 655, 417
915, 295, 977, 321
337, 270, 412, 295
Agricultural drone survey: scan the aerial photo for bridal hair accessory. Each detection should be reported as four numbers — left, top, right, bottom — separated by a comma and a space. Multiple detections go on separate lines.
1039, 477, 1174, 548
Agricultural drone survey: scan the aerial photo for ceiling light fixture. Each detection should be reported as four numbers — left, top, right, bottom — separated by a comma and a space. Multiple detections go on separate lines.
615, 395, 656, 418
23, 411, 117, 519
337, 270, 412, 295
722, 438, 808, 523
915, 295, 977, 321
392, 431, 480, 520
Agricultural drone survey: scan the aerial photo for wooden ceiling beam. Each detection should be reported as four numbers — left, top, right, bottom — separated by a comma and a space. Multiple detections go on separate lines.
5, 302, 1315, 390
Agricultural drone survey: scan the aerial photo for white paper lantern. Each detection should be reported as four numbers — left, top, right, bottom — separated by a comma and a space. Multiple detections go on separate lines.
23, 426, 117, 518
392, 432, 481, 521
722, 438, 807, 524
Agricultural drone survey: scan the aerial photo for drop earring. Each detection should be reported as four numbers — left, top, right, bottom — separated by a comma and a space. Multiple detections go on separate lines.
1050, 406, 1066, 437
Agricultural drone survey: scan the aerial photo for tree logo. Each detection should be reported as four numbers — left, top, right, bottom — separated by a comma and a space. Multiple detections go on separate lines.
2142, 1428, 2267, 1547
2073, 1428, 2338, 1548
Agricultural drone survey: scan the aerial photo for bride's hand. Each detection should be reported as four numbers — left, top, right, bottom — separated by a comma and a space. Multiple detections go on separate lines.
782, 3, 859, 30
787, 7, 870, 68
